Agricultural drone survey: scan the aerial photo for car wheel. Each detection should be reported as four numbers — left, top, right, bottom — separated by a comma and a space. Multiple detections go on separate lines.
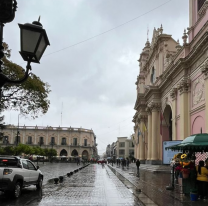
13, 182, 21, 198
36, 178, 43, 190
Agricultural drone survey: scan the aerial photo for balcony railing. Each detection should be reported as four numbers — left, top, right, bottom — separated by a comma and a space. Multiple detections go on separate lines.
71, 143, 78, 146
38, 142, 44, 146
61, 142, 67, 145
82, 144, 91, 147
3, 141, 9, 145
50, 142, 56, 145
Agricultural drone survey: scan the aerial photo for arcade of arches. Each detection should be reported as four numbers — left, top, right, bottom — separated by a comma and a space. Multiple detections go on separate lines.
58, 149, 89, 160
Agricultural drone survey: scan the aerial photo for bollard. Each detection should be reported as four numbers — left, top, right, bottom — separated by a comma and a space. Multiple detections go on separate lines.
59, 176, 63, 182
54, 178, 59, 184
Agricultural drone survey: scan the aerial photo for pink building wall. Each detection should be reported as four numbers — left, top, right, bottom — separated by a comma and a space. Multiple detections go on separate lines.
176, 119, 180, 140
191, 111, 205, 134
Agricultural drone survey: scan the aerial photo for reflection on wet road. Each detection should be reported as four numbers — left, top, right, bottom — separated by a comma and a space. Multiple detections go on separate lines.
0, 164, 141, 206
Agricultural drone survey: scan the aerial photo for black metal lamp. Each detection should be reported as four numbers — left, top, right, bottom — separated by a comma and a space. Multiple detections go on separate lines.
18, 18, 50, 64
0, 0, 50, 99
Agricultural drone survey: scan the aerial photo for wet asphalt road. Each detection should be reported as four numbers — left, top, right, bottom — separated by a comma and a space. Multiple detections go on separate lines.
0, 163, 142, 206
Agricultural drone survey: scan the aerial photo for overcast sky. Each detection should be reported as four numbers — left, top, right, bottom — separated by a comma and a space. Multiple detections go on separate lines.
3, 0, 189, 155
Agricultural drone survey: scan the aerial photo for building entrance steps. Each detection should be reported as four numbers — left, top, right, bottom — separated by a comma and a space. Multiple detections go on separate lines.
108, 164, 208, 206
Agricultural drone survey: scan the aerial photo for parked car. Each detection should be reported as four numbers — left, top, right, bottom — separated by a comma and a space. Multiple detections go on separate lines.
0, 156, 43, 198
97, 159, 106, 164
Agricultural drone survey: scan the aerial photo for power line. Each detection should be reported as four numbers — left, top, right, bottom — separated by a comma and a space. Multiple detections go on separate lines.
43, 0, 172, 57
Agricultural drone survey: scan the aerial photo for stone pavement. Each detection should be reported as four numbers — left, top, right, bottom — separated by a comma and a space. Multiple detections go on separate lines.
108, 163, 208, 206
29, 164, 143, 206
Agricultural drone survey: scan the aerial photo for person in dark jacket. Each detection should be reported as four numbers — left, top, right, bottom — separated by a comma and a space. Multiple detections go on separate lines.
136, 159, 140, 176
126, 158, 129, 169
196, 160, 208, 199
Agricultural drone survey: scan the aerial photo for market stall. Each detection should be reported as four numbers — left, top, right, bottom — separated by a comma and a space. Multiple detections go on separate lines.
165, 133, 208, 195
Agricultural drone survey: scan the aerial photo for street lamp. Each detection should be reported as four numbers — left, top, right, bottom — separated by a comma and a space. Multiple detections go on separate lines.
0, 1, 50, 100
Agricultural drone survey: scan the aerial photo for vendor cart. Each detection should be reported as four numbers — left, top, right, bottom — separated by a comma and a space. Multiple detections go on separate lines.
165, 133, 208, 195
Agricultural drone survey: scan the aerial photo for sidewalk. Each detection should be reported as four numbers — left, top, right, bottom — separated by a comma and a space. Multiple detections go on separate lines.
108, 163, 208, 206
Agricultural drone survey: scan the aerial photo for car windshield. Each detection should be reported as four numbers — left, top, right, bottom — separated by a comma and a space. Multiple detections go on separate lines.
0, 158, 19, 168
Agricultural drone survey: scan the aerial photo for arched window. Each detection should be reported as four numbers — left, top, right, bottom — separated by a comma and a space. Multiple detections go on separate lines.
61, 138, 66, 145
39, 137, 44, 145
3, 136, 9, 144
198, 0, 206, 11
84, 139, 87, 146
150, 67, 156, 84
73, 138, 77, 146
51, 137, 55, 144
27, 136, 32, 144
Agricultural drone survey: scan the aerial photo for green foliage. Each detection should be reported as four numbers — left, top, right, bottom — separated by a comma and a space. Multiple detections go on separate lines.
1, 42, 51, 119
3, 146, 15, 155
48, 148, 57, 157
0, 147, 5, 155
0, 143, 57, 157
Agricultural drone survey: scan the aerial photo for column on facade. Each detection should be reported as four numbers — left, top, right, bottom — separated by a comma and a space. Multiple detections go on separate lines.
58, 128, 60, 145
150, 103, 160, 161
201, 61, 208, 132
146, 107, 152, 160
139, 115, 147, 161
134, 121, 140, 160
170, 88, 177, 140
133, 125, 137, 159
136, 119, 141, 160
178, 77, 190, 139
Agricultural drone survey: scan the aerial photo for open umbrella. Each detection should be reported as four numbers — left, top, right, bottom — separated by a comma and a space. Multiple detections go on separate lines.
165, 133, 208, 152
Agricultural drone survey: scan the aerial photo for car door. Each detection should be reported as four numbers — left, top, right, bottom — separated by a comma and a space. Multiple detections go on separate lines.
21, 160, 30, 184
27, 160, 39, 183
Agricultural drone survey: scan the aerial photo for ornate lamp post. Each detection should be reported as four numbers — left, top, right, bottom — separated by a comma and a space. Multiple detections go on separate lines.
0, 0, 50, 100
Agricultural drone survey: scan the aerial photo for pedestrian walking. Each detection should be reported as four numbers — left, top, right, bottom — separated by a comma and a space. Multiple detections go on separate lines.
121, 158, 123, 169
77, 157, 80, 166
126, 158, 129, 169
196, 160, 208, 199
118, 159, 120, 167
124, 158, 126, 168
136, 159, 140, 176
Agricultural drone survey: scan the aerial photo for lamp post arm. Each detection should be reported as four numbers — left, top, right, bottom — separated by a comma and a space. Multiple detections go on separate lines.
0, 61, 31, 88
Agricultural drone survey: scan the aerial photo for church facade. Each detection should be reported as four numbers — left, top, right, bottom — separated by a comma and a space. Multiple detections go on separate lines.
133, 0, 208, 164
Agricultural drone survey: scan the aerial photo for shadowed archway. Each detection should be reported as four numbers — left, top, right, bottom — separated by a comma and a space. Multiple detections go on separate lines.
163, 105, 172, 141
71, 149, 78, 157
82, 150, 89, 160
60, 149, 67, 156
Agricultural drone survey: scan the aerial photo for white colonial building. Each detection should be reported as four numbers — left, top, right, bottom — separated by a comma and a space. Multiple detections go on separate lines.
0, 125, 98, 160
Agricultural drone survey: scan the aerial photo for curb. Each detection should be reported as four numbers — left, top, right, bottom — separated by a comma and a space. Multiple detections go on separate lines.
107, 165, 158, 206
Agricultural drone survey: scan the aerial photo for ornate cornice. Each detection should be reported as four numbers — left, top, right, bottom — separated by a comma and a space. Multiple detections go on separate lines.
145, 107, 151, 115
198, 1, 208, 18
139, 114, 147, 122
170, 87, 177, 100
177, 77, 191, 95
201, 58, 208, 80
149, 102, 161, 112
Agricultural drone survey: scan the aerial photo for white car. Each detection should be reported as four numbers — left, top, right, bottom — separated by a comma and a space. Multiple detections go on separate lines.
0, 156, 43, 198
